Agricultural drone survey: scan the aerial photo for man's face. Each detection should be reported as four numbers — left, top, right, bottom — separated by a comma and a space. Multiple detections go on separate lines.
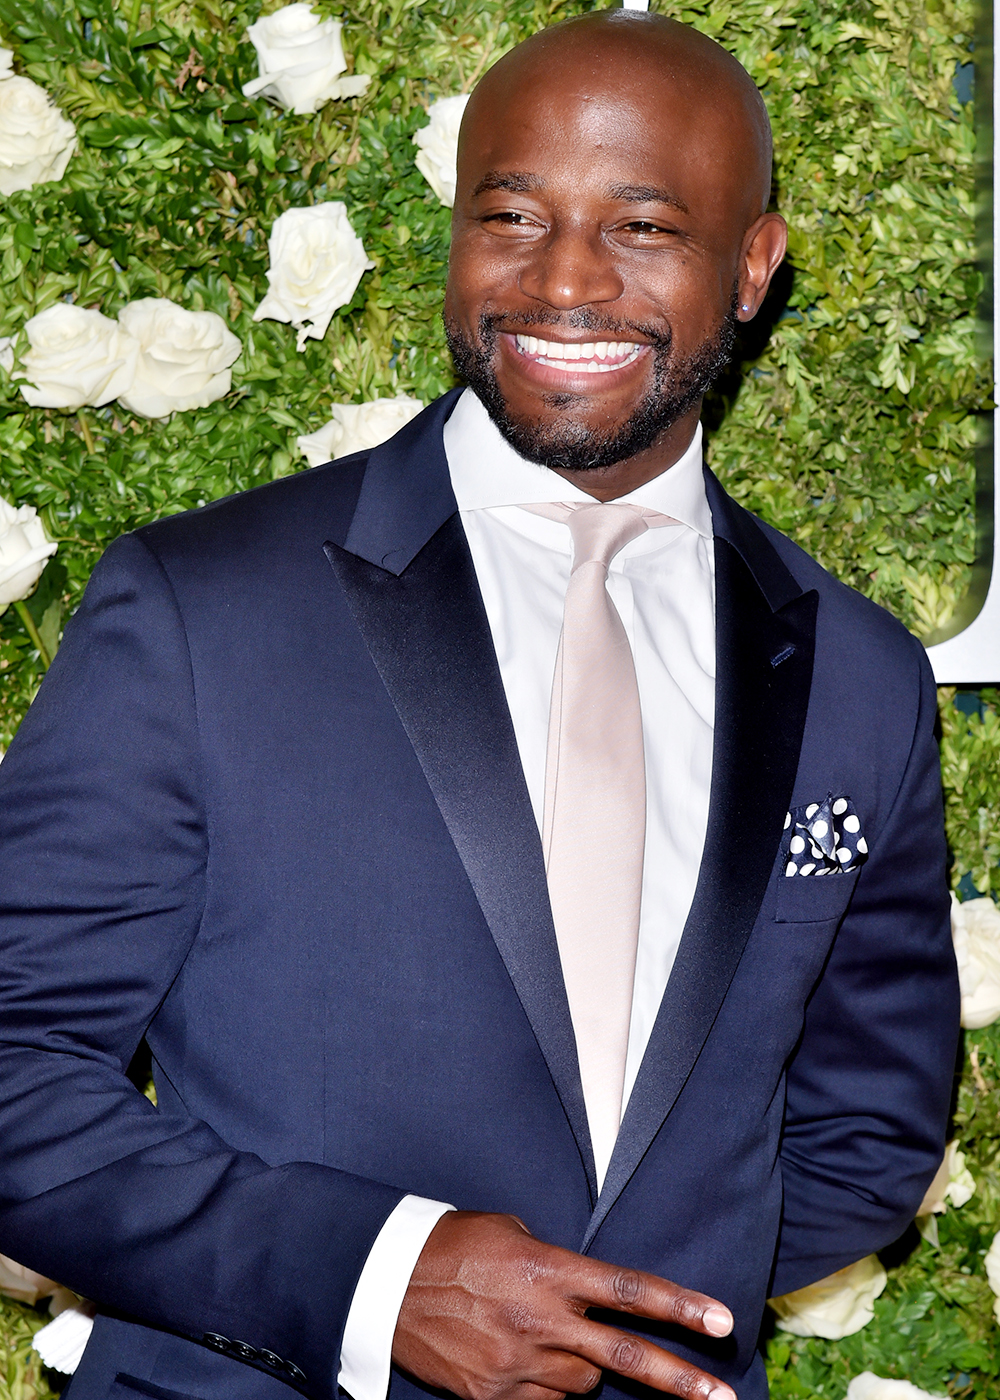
444, 40, 775, 475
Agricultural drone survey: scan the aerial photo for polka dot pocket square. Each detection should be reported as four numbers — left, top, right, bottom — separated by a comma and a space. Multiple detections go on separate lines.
781, 794, 868, 877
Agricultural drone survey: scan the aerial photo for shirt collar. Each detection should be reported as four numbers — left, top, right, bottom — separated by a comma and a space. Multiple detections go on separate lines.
443, 388, 713, 539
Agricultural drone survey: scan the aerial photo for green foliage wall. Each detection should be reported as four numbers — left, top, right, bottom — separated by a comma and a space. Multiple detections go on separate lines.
0, 0, 996, 1396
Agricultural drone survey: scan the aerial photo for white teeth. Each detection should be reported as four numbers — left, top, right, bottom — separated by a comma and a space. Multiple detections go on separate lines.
534, 351, 641, 372
514, 334, 642, 369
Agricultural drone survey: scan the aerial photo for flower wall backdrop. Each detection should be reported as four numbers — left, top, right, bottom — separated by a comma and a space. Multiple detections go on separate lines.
0, 0, 996, 1397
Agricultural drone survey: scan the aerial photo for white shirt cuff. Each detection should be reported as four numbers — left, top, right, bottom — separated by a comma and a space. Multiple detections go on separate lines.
338, 1194, 455, 1400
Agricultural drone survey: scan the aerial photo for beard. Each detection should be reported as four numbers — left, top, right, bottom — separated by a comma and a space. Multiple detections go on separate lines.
444, 295, 738, 472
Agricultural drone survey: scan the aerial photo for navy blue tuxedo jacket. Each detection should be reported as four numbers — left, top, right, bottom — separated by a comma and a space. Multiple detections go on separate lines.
0, 391, 959, 1400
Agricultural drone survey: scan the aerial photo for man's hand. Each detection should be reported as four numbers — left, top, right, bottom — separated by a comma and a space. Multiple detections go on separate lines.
392, 1212, 736, 1400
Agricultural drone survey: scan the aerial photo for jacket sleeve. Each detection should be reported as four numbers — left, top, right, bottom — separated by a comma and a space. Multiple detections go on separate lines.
771, 645, 961, 1296
0, 533, 405, 1399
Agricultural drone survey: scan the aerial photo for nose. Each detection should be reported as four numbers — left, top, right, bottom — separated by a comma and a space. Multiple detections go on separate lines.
518, 224, 624, 310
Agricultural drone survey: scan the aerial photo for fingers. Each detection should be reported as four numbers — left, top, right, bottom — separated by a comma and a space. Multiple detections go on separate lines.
555, 1255, 736, 1400
567, 1258, 733, 1339
393, 1211, 737, 1400
567, 1322, 735, 1400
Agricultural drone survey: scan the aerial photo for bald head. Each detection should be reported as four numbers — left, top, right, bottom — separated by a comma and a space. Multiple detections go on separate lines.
444, 9, 787, 497
463, 11, 773, 219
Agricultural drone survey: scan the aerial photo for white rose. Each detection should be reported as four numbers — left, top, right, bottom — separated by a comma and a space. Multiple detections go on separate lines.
19, 304, 139, 410
768, 1255, 887, 1339
0, 71, 76, 196
0, 493, 58, 611
297, 395, 424, 465
0, 49, 13, 78
254, 204, 374, 351
413, 94, 469, 207
116, 299, 241, 419
242, 3, 369, 115
0, 335, 13, 373
951, 892, 1000, 1028
845, 1373, 946, 1400
0, 1253, 61, 1305
915, 1137, 976, 1246
917, 1139, 976, 1218
985, 1230, 1000, 1325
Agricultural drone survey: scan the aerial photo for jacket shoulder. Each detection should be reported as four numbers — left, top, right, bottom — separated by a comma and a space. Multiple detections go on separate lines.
133, 452, 372, 567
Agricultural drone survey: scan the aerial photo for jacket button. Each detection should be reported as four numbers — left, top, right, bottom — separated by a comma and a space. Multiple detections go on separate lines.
283, 1361, 307, 1384
259, 1350, 283, 1369
203, 1334, 231, 1352
230, 1341, 259, 1362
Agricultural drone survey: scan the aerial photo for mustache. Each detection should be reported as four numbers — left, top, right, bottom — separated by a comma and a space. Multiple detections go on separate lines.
478, 309, 673, 351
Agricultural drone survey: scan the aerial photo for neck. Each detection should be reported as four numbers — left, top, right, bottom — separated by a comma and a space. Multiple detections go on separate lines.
549, 403, 702, 502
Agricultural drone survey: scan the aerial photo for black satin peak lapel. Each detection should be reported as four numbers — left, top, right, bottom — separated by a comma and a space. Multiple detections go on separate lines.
583, 532, 817, 1247
325, 518, 596, 1199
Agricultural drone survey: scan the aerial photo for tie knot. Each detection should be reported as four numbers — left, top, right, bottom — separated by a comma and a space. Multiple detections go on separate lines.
519, 501, 679, 573
563, 502, 647, 571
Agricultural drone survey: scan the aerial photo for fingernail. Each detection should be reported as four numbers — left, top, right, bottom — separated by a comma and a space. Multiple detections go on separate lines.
703, 1306, 733, 1337
707, 1389, 735, 1400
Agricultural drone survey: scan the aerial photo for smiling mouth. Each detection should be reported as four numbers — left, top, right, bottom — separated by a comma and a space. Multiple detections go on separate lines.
513, 334, 646, 374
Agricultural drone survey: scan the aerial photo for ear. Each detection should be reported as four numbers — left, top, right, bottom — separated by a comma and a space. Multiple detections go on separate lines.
736, 213, 788, 320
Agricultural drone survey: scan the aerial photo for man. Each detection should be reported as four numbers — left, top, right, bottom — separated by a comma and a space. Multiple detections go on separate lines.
0, 12, 958, 1400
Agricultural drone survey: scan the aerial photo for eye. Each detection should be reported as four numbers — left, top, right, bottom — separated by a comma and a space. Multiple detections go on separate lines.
483, 210, 540, 227
620, 220, 669, 235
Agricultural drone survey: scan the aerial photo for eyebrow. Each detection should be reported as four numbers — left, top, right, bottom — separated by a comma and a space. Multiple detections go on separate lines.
608, 183, 689, 213
470, 172, 690, 214
472, 171, 546, 196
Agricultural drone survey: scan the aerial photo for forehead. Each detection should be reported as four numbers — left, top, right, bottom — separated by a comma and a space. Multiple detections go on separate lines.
458, 66, 748, 213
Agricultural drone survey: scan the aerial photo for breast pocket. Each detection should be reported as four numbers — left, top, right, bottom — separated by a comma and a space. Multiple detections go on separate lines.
774, 868, 861, 924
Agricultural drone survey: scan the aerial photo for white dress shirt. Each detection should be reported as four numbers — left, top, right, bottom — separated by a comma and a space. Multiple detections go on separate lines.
338, 389, 717, 1400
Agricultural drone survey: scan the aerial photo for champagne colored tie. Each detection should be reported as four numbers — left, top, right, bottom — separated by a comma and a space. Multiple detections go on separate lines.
521, 501, 676, 1187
